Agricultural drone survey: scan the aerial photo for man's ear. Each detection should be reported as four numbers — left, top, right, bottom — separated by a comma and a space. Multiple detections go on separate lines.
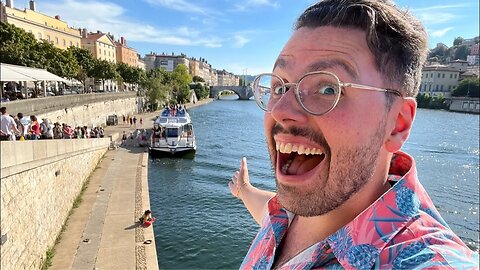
385, 98, 416, 153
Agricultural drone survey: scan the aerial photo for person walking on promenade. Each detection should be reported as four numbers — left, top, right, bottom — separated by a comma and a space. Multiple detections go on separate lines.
129, 117, 133, 126
123, 115, 126, 124
228, 1, 479, 269
133, 116, 137, 126
0, 107, 20, 141
28, 115, 41, 140
140, 118, 143, 126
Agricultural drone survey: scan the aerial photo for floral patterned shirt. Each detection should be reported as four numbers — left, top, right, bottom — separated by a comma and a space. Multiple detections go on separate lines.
241, 151, 479, 269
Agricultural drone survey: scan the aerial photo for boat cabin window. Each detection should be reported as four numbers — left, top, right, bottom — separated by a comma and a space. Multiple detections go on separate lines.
158, 117, 168, 124
166, 128, 179, 137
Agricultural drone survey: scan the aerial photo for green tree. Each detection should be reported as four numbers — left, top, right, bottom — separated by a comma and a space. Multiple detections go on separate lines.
453, 36, 464, 46
69, 47, 95, 92
90, 59, 117, 91
454, 45, 470, 60
192, 75, 205, 82
172, 64, 192, 86
0, 22, 44, 67
452, 78, 480, 98
144, 77, 169, 110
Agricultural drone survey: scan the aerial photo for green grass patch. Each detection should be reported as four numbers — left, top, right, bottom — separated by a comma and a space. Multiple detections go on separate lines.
41, 248, 55, 270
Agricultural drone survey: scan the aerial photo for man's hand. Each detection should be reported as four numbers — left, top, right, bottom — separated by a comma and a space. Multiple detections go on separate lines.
229, 157, 251, 199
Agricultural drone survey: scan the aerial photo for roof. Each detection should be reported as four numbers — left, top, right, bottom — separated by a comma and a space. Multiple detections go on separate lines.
0, 63, 70, 83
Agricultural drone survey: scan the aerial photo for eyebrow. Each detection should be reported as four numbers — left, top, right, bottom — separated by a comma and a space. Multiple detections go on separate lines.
273, 57, 359, 80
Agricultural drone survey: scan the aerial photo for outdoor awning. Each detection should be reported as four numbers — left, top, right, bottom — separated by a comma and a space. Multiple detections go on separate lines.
1, 63, 70, 83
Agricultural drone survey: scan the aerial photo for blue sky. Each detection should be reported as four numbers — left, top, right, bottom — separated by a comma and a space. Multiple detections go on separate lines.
34, 0, 479, 75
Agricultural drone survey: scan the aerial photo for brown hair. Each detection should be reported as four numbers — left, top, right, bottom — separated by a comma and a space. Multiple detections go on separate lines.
295, 0, 428, 99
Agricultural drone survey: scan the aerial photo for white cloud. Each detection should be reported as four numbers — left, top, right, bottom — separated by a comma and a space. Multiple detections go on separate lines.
232, 0, 279, 12
232, 34, 251, 48
430, 27, 454, 38
411, 4, 468, 25
411, 4, 469, 12
38, 0, 223, 48
144, 0, 212, 15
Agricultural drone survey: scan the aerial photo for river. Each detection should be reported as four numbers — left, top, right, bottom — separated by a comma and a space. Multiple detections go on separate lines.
148, 96, 479, 269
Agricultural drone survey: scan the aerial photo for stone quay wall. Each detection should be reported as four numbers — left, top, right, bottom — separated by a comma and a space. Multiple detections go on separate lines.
1, 92, 144, 127
0, 139, 110, 269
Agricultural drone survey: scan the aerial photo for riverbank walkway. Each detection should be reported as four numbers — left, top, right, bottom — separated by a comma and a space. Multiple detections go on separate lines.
49, 99, 212, 269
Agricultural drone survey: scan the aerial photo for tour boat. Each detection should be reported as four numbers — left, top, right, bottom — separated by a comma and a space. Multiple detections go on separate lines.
149, 106, 196, 158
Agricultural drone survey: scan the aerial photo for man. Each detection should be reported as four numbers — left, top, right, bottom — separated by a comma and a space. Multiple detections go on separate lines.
0, 107, 20, 141
228, 0, 479, 268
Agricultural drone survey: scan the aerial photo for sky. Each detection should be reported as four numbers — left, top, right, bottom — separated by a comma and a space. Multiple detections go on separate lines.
30, 0, 480, 75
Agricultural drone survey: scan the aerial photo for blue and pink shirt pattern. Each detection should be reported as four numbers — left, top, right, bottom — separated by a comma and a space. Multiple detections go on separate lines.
241, 151, 479, 269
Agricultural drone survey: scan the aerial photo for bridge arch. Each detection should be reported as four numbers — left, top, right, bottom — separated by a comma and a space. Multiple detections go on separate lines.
210, 86, 254, 100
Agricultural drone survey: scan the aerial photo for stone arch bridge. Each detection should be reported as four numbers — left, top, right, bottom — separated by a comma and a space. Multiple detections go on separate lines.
210, 86, 254, 100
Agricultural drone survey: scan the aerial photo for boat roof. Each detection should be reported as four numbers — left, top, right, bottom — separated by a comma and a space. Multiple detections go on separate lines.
154, 108, 192, 127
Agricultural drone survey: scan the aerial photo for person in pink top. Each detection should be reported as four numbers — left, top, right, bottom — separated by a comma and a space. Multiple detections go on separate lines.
28, 115, 41, 140
228, 0, 479, 269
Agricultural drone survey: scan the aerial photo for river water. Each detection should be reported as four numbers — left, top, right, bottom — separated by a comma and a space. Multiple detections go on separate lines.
148, 96, 479, 269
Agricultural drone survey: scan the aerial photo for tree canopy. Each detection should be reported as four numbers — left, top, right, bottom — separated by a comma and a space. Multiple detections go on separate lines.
452, 78, 480, 98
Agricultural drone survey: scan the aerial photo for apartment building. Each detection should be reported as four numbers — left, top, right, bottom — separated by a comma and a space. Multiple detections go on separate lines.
115, 37, 138, 67
80, 30, 116, 63
143, 53, 190, 72
80, 30, 117, 91
419, 65, 460, 97
0, 0, 81, 49
217, 70, 239, 86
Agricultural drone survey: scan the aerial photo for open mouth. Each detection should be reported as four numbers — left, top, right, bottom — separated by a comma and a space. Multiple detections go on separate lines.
276, 142, 326, 176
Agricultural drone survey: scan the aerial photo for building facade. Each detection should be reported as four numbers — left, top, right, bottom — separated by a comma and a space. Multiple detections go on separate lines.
419, 65, 460, 97
143, 53, 190, 72
217, 70, 239, 86
80, 30, 117, 91
114, 37, 138, 67
81, 30, 116, 63
0, 0, 81, 49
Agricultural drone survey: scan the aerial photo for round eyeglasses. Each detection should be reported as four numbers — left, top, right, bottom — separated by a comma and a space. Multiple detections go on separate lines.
252, 71, 403, 116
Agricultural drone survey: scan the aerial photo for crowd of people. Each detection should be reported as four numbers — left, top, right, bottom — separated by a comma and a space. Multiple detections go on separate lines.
0, 106, 104, 141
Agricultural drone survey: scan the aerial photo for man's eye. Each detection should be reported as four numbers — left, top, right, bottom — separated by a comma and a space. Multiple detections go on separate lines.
272, 85, 284, 95
318, 86, 336, 95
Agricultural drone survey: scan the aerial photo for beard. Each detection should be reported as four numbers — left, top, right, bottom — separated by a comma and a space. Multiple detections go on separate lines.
271, 117, 388, 217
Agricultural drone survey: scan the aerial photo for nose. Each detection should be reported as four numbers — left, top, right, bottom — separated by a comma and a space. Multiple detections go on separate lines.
269, 84, 308, 125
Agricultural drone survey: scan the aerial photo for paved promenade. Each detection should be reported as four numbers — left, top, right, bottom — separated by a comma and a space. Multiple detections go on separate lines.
50, 99, 212, 269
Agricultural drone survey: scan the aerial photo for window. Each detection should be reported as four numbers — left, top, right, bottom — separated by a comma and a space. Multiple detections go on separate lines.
99, 49, 102, 54
104, 50, 106, 55
440, 85, 443, 91
450, 74, 453, 78
70, 41, 73, 46
55, 37, 59, 44
463, 102, 468, 109
38, 32, 42, 39
437, 73, 440, 78
47, 35, 51, 42
429, 85, 432, 91
448, 85, 451, 90
442, 73, 445, 78
454, 74, 457, 78
63, 39, 66, 46
435, 85, 439, 91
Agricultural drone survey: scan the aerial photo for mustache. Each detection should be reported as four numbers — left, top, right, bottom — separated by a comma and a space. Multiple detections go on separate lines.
271, 124, 329, 151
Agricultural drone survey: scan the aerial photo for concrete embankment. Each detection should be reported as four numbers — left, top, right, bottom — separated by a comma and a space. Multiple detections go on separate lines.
0, 139, 110, 269
0, 97, 214, 269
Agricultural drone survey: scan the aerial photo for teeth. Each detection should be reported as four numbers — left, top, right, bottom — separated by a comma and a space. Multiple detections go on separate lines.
277, 142, 324, 155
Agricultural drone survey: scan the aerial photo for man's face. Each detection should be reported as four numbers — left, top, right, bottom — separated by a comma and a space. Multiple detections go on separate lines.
265, 26, 395, 216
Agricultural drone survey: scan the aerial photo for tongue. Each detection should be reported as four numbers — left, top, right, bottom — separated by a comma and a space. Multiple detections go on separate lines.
287, 154, 325, 175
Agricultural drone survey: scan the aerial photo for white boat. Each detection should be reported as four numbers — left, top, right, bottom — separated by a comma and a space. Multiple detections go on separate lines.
149, 107, 196, 157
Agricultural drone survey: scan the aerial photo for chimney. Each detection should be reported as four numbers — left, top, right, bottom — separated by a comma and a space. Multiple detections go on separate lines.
97, 30, 101, 34
6, 0, 14, 8
120, 36, 125, 46
29, 0, 36, 11
81, 28, 87, 38
54, 15, 60, 20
